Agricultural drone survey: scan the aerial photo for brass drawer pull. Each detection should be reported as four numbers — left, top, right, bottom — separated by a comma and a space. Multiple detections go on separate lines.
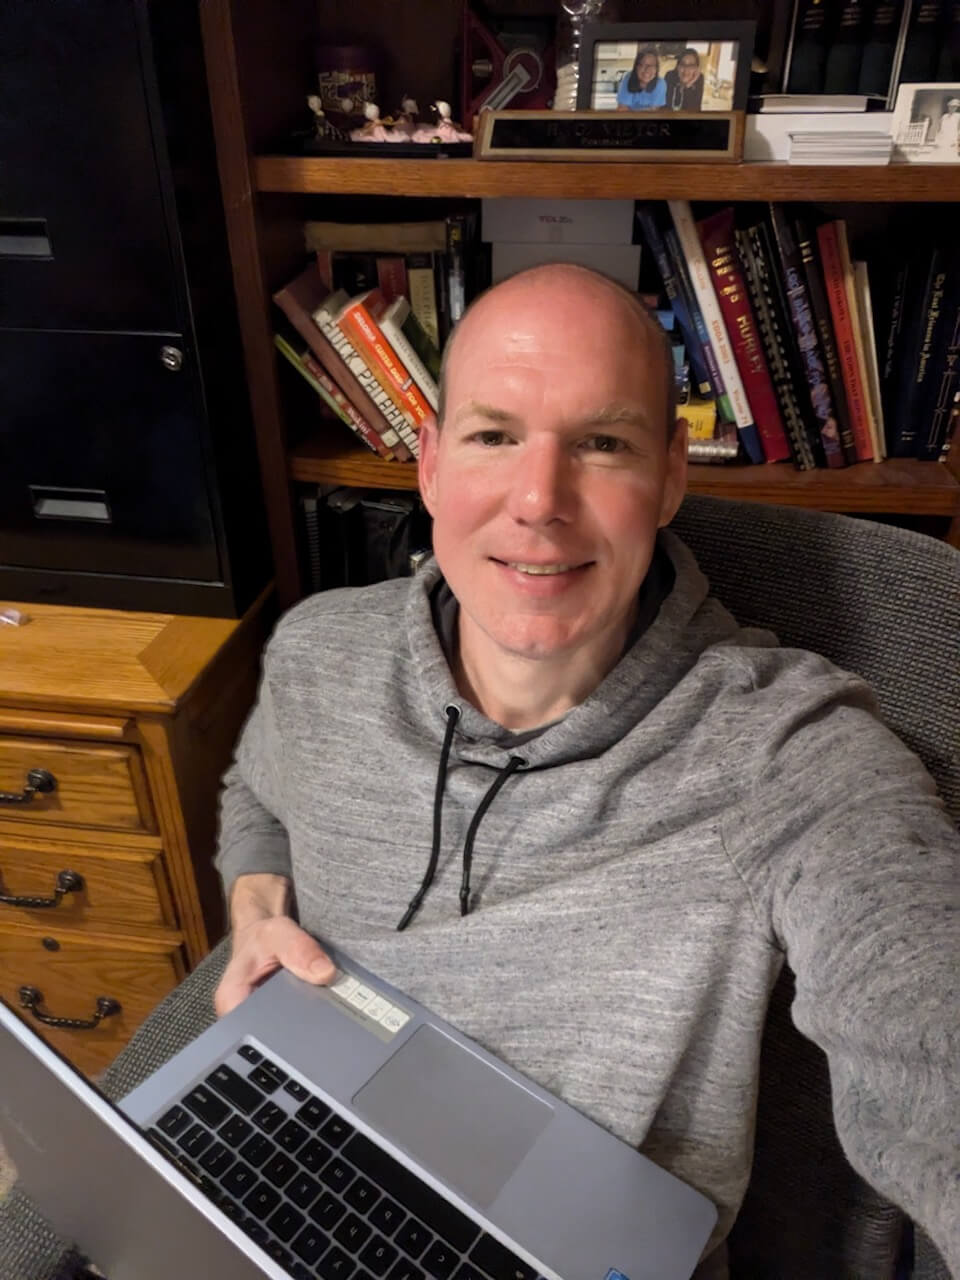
18, 985, 121, 1030
0, 869, 83, 909
0, 768, 57, 806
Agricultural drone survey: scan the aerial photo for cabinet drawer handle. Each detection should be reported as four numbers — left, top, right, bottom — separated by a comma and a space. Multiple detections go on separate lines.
0, 768, 57, 805
0, 869, 83, 909
18, 985, 121, 1030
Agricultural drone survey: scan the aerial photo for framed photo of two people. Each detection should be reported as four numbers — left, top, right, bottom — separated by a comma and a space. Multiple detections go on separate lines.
575, 21, 755, 115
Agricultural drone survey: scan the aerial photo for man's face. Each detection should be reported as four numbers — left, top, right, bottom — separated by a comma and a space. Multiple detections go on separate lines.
419, 273, 687, 667
678, 56, 699, 85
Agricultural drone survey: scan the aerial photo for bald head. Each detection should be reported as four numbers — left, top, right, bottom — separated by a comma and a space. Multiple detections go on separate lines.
437, 263, 677, 440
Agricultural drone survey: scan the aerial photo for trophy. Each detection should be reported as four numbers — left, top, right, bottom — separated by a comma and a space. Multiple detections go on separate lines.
554, 0, 617, 110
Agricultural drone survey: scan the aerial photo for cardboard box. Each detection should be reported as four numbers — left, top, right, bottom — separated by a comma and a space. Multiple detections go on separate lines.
482, 198, 636, 246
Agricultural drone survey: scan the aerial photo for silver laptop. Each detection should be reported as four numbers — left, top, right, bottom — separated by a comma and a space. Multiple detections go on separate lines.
0, 939, 716, 1280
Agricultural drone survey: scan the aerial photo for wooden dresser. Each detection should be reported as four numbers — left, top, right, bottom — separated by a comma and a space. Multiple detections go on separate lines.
0, 594, 270, 1076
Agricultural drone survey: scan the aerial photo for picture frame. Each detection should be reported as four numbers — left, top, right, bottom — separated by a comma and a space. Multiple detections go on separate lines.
474, 109, 744, 163
575, 21, 756, 115
891, 82, 960, 163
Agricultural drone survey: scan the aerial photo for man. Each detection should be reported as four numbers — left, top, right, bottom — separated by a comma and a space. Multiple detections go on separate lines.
215, 265, 960, 1277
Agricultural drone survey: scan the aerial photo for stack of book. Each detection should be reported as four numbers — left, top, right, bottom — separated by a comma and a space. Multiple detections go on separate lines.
638, 200, 960, 468
787, 129, 894, 164
745, 111, 894, 162
481, 198, 642, 291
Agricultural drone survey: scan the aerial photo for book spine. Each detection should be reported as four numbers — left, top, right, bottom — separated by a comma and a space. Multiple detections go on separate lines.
840, 235, 882, 462
786, 0, 833, 92
407, 252, 441, 348
273, 275, 405, 450
823, 0, 871, 93
735, 224, 818, 470
300, 493, 323, 594
852, 261, 887, 460
664, 226, 732, 419
379, 310, 440, 411
898, 0, 945, 82
916, 283, 960, 460
888, 250, 946, 456
339, 295, 434, 426
274, 333, 387, 458
767, 204, 847, 468
857, 0, 906, 96
376, 256, 408, 304
697, 208, 791, 463
935, 0, 960, 78
445, 214, 468, 332
938, 396, 960, 461
313, 303, 421, 456
668, 200, 761, 457
636, 204, 713, 396
300, 348, 408, 460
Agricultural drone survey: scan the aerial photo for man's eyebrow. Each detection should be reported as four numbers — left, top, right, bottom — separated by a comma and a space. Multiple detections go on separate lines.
453, 402, 519, 426
585, 403, 655, 432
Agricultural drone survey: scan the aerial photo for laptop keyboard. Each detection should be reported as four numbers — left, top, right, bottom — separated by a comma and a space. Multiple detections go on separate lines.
145, 1042, 543, 1280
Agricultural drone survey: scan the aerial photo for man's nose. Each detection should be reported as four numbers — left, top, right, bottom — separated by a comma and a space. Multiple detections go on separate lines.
504, 439, 575, 526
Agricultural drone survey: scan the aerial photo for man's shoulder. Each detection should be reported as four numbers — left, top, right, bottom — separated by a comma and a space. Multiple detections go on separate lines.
266, 578, 413, 662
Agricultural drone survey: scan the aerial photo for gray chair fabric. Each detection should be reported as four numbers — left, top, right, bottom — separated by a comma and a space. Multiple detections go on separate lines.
1, 495, 957, 1279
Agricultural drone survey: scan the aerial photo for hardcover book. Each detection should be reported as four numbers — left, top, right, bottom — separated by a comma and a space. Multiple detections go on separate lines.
635, 204, 713, 397
663, 226, 734, 426
406, 252, 443, 349
379, 296, 440, 411
786, 0, 833, 94
852, 260, 887, 460
913, 257, 960, 460
897, 0, 946, 84
823, 0, 871, 93
885, 248, 946, 456
857, 0, 906, 97
337, 289, 435, 430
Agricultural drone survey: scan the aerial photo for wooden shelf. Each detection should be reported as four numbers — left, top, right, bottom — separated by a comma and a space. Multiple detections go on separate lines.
255, 155, 960, 203
289, 436, 960, 517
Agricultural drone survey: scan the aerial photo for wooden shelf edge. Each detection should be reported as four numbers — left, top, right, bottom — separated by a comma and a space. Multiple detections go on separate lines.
255, 155, 960, 203
288, 440, 960, 515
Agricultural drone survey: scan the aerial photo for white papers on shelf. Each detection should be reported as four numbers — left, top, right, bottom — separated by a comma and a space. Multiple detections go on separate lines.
744, 112, 893, 162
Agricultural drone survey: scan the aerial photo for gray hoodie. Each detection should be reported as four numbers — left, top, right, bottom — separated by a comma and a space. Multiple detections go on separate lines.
216, 531, 960, 1273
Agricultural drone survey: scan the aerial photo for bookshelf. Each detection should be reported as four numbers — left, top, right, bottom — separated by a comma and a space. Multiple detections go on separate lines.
199, 0, 960, 607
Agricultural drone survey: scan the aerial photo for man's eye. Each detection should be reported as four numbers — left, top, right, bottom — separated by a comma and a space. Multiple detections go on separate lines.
581, 435, 627, 453
473, 430, 508, 446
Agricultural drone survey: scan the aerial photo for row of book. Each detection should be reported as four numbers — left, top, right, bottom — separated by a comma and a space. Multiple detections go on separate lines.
273, 214, 485, 461
785, 0, 960, 99
639, 200, 959, 468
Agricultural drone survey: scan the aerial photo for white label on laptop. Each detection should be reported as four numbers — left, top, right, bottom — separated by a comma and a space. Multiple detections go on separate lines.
329, 969, 411, 1037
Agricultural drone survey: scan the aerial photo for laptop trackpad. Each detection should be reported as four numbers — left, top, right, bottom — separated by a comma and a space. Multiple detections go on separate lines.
352, 1025, 553, 1209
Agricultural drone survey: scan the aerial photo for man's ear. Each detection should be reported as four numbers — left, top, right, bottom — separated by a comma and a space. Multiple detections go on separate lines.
418, 416, 440, 516
658, 417, 688, 528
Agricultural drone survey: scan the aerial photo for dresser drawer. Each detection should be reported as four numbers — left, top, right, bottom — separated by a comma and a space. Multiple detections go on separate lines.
0, 832, 175, 931
0, 735, 154, 833
0, 925, 185, 1077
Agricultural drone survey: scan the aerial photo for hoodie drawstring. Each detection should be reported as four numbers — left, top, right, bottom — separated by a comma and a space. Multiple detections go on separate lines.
396, 705, 525, 930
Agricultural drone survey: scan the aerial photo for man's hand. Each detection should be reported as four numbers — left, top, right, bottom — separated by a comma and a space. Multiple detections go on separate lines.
214, 873, 336, 1016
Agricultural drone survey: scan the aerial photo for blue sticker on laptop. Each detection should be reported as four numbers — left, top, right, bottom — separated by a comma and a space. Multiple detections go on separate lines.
605, 1270, 630, 1280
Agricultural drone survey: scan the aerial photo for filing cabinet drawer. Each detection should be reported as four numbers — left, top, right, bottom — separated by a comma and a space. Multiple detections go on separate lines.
0, 735, 154, 833
0, 925, 185, 1077
0, 833, 175, 931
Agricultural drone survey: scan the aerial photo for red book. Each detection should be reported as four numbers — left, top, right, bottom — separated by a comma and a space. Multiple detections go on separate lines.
816, 220, 874, 462
337, 289, 435, 431
696, 209, 791, 463
299, 349, 395, 460
272, 266, 412, 461
376, 255, 408, 303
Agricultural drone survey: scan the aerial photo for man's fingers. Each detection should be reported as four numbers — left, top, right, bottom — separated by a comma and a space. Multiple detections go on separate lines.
213, 917, 335, 1017
271, 919, 336, 984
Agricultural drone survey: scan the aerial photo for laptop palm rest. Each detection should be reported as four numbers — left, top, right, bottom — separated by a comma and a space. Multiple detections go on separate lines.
352, 1024, 552, 1209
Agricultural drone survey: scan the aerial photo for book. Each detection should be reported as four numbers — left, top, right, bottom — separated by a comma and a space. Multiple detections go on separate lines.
767, 204, 847, 467
304, 220, 448, 254
697, 208, 792, 463
273, 331, 395, 460
376, 256, 408, 304
934, 0, 960, 79
378, 296, 440, 411
823, 0, 871, 93
857, 0, 906, 97
914, 258, 960, 460
886, 248, 947, 455
272, 264, 411, 460
785, 0, 834, 93
312, 289, 421, 457
852, 260, 888, 459
445, 213, 470, 339
838, 226, 882, 460
815, 220, 874, 460
668, 200, 763, 463
744, 111, 893, 162
735, 218, 820, 470
635, 203, 713, 397
406, 252, 443, 349
794, 214, 859, 462
336, 288, 435, 431
755, 93, 875, 110
897, 0, 946, 83
663, 225, 734, 420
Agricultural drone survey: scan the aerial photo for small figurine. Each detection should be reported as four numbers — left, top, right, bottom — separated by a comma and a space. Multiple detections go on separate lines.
350, 102, 397, 142
306, 95, 348, 142
411, 100, 472, 143
393, 96, 420, 136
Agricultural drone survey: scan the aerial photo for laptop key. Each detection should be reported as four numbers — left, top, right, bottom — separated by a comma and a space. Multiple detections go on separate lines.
343, 1133, 480, 1253
262, 1150, 298, 1188
248, 1065, 282, 1094
320, 1114, 354, 1147
292, 1222, 330, 1265
334, 1212, 372, 1251
157, 1104, 190, 1137
389, 1261, 426, 1280
276, 1118, 309, 1153
298, 1136, 333, 1173
199, 1141, 235, 1178
239, 1133, 274, 1167
258, 1057, 288, 1086
321, 1156, 355, 1194
265, 1239, 293, 1267
243, 1180, 282, 1220
267, 1202, 306, 1242
345, 1176, 381, 1214
253, 1100, 286, 1134
284, 1078, 310, 1102
238, 1043, 262, 1064
311, 1190, 348, 1230
421, 1242, 457, 1280
242, 1217, 269, 1245
369, 1196, 406, 1236
207, 1063, 264, 1115
219, 1198, 243, 1222
221, 1160, 258, 1197
296, 1096, 332, 1129
396, 1220, 433, 1259
182, 1082, 230, 1128
292, 1263, 317, 1280
468, 1236, 537, 1280
178, 1123, 214, 1158
219, 1114, 253, 1148
452, 1266, 487, 1280
318, 1244, 357, 1280
287, 1171, 322, 1209
360, 1235, 400, 1277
